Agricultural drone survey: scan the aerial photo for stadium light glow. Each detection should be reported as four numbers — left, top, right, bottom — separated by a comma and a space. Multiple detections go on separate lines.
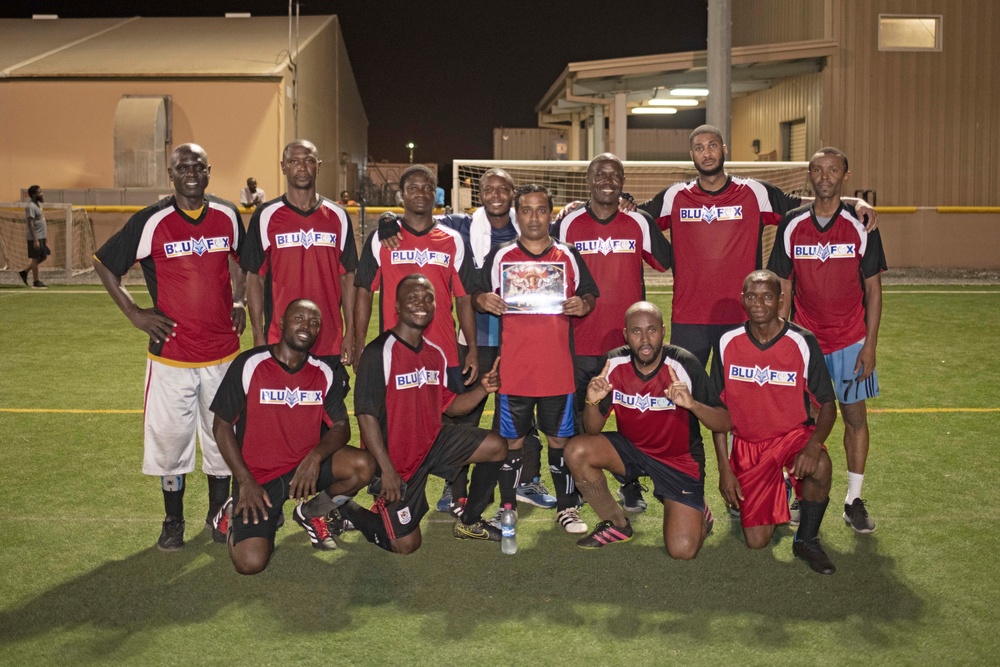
649, 98, 699, 107
670, 87, 709, 96
631, 107, 678, 115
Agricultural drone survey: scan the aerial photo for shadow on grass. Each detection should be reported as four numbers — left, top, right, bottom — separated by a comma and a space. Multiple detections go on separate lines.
0, 515, 923, 657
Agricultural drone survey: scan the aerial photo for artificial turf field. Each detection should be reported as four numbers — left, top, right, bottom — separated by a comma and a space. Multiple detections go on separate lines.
1, 284, 998, 665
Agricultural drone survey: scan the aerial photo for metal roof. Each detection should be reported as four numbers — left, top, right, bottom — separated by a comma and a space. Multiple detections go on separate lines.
536, 39, 838, 123
0, 15, 335, 79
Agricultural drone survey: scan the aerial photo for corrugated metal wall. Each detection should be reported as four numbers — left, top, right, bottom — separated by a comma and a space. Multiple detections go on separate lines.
823, 0, 999, 205
731, 74, 823, 163
733, 0, 825, 46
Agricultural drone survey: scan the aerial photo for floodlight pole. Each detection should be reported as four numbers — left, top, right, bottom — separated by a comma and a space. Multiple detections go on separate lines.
406, 142, 415, 163
707, 0, 732, 145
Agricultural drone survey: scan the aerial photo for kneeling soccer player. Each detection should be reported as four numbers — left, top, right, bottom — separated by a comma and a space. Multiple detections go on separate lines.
710, 270, 838, 574
565, 302, 730, 557
344, 274, 509, 554
211, 299, 375, 575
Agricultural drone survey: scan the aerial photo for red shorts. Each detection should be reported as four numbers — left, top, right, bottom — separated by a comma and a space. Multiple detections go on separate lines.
730, 426, 821, 528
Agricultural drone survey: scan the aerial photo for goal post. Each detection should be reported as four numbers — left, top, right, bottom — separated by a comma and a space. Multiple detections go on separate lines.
0, 203, 97, 281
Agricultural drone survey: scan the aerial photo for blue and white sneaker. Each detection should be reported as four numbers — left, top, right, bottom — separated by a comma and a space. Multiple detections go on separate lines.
516, 478, 557, 508
436, 485, 453, 513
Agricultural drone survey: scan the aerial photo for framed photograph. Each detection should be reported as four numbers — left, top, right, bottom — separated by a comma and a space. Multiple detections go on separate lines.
500, 261, 567, 314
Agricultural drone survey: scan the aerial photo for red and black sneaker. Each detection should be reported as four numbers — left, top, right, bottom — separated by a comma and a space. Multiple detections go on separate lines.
294, 503, 337, 550
704, 503, 715, 536
576, 519, 633, 549
210, 497, 232, 544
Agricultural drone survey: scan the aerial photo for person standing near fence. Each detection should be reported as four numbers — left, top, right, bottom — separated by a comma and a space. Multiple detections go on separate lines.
19, 185, 48, 289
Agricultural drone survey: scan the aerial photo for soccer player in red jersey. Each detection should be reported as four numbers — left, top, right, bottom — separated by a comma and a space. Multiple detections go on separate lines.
94, 143, 246, 552
210, 299, 375, 574
475, 185, 600, 534
768, 147, 886, 534
711, 270, 838, 574
242, 140, 358, 368
345, 275, 509, 553
565, 302, 730, 556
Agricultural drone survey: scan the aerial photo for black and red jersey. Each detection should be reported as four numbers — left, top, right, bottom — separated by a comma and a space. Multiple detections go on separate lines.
641, 176, 799, 326
210, 347, 350, 485
95, 195, 244, 366
354, 330, 460, 481
552, 205, 671, 356
767, 203, 887, 354
355, 220, 476, 367
599, 345, 722, 480
241, 196, 358, 357
711, 321, 835, 443
478, 239, 599, 397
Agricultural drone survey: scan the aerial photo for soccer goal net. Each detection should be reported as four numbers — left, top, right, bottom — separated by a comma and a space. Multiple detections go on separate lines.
0, 203, 96, 279
452, 160, 811, 210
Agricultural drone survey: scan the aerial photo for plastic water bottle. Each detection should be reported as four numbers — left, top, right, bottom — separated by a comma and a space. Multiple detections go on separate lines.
500, 504, 517, 555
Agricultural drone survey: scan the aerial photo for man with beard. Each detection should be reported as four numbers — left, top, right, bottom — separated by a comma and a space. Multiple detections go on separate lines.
552, 154, 673, 513
210, 299, 374, 573
93, 143, 246, 551
768, 147, 886, 534
565, 302, 728, 555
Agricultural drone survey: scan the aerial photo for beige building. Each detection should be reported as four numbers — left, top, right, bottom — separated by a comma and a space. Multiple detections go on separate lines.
0, 15, 367, 206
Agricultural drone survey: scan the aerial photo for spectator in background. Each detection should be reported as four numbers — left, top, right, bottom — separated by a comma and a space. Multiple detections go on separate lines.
19, 185, 49, 289
339, 190, 357, 206
240, 177, 266, 209
435, 186, 446, 208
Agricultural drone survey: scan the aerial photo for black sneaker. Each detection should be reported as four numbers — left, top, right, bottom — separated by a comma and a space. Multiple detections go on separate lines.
325, 506, 354, 536
617, 480, 648, 513
453, 519, 502, 542
793, 537, 836, 574
293, 503, 337, 550
157, 516, 185, 552
32, 280, 47, 289
209, 498, 232, 544
18, 270, 28, 286
843, 498, 876, 534
576, 519, 633, 549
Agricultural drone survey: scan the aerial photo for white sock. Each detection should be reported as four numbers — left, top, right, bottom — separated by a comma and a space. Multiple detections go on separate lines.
846, 472, 865, 504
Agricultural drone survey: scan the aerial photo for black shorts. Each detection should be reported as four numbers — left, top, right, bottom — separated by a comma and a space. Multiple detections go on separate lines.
497, 393, 575, 440
373, 424, 490, 540
605, 432, 704, 510
26, 239, 49, 262
669, 323, 736, 368
230, 457, 336, 545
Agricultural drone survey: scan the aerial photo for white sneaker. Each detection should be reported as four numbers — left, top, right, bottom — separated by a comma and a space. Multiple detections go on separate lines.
556, 507, 588, 534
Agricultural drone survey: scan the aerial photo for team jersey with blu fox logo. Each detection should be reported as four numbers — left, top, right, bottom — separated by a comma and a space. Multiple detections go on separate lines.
599, 345, 722, 480
767, 203, 887, 354
94, 195, 244, 365
354, 331, 459, 481
552, 206, 671, 356
356, 220, 477, 367
711, 321, 835, 443
641, 177, 799, 326
210, 347, 349, 485
241, 196, 358, 357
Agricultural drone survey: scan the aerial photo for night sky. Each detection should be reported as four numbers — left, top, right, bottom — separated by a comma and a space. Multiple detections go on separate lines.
2, 0, 708, 165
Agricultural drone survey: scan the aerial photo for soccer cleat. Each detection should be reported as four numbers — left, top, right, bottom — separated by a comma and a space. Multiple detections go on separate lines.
576, 519, 633, 549
18, 270, 28, 286
726, 503, 741, 519
210, 498, 232, 544
436, 486, 453, 513
157, 516, 185, 552
788, 499, 801, 526
453, 519, 502, 542
31, 280, 47, 289
843, 498, 876, 534
516, 478, 557, 508
293, 503, 338, 550
556, 507, 588, 534
704, 503, 715, 536
617, 480, 648, 513
793, 537, 836, 575
325, 506, 354, 536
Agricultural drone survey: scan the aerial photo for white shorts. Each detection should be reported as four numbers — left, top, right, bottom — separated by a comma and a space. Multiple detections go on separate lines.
142, 358, 232, 477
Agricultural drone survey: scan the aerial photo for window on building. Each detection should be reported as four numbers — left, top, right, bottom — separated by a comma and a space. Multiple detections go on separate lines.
878, 15, 942, 52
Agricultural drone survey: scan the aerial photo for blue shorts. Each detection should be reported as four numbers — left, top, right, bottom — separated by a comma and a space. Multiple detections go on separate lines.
824, 342, 880, 405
